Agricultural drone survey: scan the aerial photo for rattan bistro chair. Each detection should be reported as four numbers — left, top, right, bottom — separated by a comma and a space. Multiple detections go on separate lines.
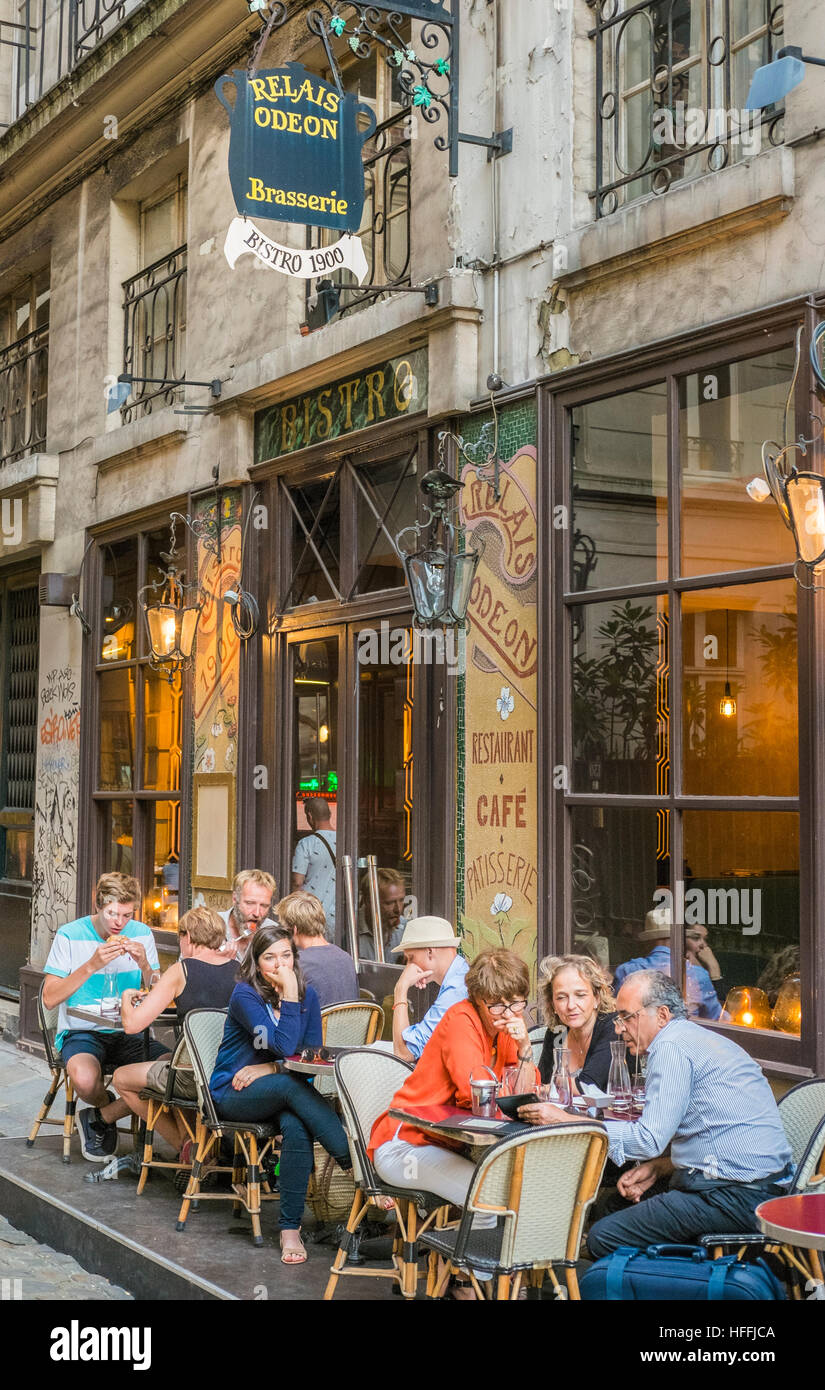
324, 1048, 449, 1300
27, 984, 78, 1163
317, 1001, 383, 1098
175, 1009, 280, 1248
421, 1122, 609, 1301
701, 1077, 825, 1286
135, 1031, 213, 1195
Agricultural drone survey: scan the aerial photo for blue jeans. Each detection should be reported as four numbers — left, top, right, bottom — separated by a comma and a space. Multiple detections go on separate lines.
214, 1073, 350, 1229
587, 1166, 792, 1259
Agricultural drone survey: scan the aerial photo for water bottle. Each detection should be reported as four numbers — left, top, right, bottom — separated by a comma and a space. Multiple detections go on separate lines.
101, 964, 119, 1016
607, 1040, 632, 1116
551, 1046, 573, 1109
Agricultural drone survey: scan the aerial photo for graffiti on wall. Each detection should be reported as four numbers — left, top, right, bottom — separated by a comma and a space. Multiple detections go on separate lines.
32, 665, 80, 944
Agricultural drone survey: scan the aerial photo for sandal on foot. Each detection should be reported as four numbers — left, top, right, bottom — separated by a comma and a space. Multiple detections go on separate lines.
279, 1231, 307, 1265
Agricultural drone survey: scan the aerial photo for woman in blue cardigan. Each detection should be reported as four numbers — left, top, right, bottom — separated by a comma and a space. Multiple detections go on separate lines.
210, 924, 351, 1264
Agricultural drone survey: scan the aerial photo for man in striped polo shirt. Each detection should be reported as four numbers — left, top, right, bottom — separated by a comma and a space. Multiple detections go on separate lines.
43, 873, 166, 1162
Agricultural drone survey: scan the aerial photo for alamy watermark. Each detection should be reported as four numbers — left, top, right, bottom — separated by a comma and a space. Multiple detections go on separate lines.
653, 882, 761, 936
652, 103, 762, 158
356, 620, 465, 676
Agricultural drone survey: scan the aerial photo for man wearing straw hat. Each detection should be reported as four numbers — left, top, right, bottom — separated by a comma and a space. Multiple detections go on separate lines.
390, 916, 469, 1063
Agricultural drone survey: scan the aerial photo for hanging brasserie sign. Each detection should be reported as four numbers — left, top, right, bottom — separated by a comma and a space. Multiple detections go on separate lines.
215, 61, 375, 278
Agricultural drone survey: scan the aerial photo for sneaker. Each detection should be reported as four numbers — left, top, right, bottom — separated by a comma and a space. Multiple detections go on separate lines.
77, 1107, 118, 1162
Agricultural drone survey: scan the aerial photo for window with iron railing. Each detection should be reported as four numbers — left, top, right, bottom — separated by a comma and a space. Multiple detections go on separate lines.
305, 40, 411, 328
120, 178, 187, 423
0, 0, 145, 130
0, 272, 49, 465
590, 0, 784, 218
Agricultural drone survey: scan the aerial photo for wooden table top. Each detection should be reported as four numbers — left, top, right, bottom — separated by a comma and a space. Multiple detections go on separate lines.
756, 1193, 825, 1250
388, 1101, 516, 1147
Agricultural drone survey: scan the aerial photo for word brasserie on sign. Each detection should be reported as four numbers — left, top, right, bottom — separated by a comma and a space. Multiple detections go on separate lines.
215, 62, 375, 235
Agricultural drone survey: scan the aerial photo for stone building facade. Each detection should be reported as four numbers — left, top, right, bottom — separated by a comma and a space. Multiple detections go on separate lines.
0, 0, 821, 1079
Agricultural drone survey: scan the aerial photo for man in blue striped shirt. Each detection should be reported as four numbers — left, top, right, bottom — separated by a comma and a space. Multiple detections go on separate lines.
583, 971, 792, 1257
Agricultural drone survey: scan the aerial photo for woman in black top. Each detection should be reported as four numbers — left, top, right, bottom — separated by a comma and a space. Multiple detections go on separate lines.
112, 906, 237, 1156
537, 954, 617, 1094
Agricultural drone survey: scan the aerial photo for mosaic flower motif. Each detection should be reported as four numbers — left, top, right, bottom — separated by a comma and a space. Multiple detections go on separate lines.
202, 747, 216, 772
434, 58, 450, 76
412, 84, 432, 108
490, 893, 513, 917
496, 686, 515, 721
329, 14, 346, 37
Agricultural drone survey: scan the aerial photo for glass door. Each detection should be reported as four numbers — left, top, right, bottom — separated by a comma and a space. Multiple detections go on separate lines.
285, 620, 416, 960
352, 623, 415, 963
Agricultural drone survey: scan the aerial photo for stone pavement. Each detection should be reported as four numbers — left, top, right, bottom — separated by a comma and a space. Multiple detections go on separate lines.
0, 1041, 133, 1300
0, 1214, 133, 1300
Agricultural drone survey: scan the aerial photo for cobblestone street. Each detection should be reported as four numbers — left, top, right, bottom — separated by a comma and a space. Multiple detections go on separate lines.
0, 1215, 132, 1302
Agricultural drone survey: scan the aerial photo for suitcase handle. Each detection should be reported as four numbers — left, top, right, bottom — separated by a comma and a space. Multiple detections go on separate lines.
646, 1244, 709, 1262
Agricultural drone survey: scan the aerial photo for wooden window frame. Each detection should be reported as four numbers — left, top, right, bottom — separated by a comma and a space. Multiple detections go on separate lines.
539, 293, 825, 1077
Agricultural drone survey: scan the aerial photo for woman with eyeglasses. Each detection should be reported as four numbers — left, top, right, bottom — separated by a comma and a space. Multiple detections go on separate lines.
368, 948, 539, 1298
209, 924, 351, 1266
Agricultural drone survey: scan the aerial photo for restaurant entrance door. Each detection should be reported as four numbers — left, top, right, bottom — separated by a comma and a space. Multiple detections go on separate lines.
285, 620, 416, 965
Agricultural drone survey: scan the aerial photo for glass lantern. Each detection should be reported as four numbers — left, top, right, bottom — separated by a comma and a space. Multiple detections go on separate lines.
722, 986, 773, 1029
772, 974, 802, 1034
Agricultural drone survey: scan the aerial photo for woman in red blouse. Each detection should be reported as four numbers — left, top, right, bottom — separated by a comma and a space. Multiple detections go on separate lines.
369, 948, 539, 1293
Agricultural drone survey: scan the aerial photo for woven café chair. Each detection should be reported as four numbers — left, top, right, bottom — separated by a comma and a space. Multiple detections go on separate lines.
297, 1005, 383, 1225
175, 1008, 280, 1248
317, 1001, 383, 1096
702, 1077, 825, 1287
26, 984, 79, 1163
420, 1122, 609, 1301
324, 1047, 449, 1301
528, 1024, 547, 1069
26, 982, 137, 1164
135, 1029, 223, 1196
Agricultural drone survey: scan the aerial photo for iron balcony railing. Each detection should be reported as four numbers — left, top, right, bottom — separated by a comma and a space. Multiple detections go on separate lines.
0, 0, 144, 131
121, 245, 187, 422
305, 105, 411, 327
590, 0, 784, 217
0, 325, 48, 466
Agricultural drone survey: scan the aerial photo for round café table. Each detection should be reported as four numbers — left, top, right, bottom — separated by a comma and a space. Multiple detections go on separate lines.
756, 1191, 825, 1288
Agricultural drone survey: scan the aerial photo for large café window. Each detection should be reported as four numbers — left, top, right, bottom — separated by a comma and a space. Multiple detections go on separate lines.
91, 526, 183, 933
562, 342, 807, 1056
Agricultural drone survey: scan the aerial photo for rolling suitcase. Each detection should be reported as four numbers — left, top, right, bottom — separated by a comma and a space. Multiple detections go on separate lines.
579, 1244, 786, 1300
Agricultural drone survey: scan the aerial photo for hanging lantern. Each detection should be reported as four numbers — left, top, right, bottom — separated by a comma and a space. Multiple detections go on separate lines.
719, 681, 737, 719
783, 471, 825, 572
397, 469, 483, 628
772, 973, 802, 1034
139, 557, 205, 680
723, 986, 772, 1029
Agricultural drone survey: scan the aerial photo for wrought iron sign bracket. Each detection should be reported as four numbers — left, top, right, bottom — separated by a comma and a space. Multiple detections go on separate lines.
245, 1, 514, 179
456, 127, 513, 163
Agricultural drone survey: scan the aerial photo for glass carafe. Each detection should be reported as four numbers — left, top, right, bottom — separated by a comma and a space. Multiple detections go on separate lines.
607, 1040, 632, 1115
551, 1046, 572, 1109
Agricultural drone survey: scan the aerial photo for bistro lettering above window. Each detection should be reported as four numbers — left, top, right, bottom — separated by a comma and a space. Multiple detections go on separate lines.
254, 348, 428, 462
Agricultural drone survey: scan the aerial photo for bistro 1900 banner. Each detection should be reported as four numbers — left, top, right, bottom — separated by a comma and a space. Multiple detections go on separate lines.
214, 62, 375, 235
